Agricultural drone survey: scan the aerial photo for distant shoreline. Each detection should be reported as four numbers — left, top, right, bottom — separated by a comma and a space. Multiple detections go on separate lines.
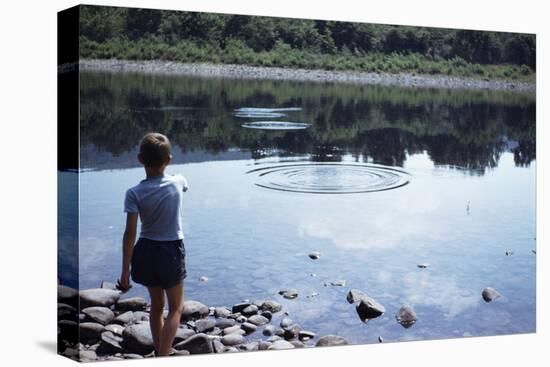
79, 59, 535, 93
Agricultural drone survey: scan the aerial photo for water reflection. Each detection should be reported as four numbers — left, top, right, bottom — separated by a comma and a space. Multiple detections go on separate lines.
79, 71, 535, 172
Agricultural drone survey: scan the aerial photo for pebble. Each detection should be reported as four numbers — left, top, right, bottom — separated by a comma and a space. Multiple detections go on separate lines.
199, 276, 209, 282
315, 335, 349, 347
308, 251, 321, 260
396, 305, 418, 328
223, 325, 245, 336
221, 333, 245, 346
247, 314, 269, 326
505, 251, 514, 256
242, 304, 259, 316
279, 289, 299, 299
268, 340, 295, 350
417, 263, 429, 269
355, 296, 386, 321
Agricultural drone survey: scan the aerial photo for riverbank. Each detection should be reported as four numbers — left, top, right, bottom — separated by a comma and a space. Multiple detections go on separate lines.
79, 59, 535, 93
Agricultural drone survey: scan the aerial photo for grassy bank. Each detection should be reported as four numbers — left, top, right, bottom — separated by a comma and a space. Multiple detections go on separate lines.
80, 37, 535, 83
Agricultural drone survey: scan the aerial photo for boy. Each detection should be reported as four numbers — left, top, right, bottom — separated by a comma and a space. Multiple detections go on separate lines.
118, 132, 188, 357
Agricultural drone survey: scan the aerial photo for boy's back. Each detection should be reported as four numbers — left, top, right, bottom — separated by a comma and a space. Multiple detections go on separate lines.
124, 173, 188, 241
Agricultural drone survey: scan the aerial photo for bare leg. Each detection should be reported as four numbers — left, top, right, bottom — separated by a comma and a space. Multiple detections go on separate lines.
147, 286, 165, 354
158, 281, 184, 356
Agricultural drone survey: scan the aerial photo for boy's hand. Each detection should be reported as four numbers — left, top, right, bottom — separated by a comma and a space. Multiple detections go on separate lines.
117, 270, 132, 292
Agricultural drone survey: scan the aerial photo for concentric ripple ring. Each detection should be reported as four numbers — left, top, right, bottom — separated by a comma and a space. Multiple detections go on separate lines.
246, 163, 411, 194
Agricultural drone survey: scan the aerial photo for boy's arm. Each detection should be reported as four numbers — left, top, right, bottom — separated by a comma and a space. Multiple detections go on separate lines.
119, 212, 138, 291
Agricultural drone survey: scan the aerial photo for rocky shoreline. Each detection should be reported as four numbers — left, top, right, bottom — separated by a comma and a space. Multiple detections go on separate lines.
58, 281, 361, 362
79, 59, 535, 92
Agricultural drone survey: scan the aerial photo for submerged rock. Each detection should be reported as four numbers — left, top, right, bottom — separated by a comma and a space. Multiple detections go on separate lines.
325, 280, 346, 287
417, 263, 429, 269
259, 300, 283, 313
315, 335, 349, 347
396, 305, 417, 328
279, 289, 299, 299
482, 287, 501, 302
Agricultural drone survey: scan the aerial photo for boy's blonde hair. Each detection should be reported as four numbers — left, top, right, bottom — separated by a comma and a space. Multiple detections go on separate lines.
139, 132, 172, 167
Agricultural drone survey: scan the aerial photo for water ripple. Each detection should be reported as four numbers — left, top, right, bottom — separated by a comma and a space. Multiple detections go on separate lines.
246, 163, 411, 194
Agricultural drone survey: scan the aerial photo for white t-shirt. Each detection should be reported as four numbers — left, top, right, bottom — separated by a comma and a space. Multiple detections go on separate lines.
124, 173, 188, 241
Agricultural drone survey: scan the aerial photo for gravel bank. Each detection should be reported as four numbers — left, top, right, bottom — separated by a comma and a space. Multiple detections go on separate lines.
79, 59, 535, 92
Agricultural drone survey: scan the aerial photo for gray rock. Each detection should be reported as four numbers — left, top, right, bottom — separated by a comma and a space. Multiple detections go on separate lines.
316, 335, 349, 347
268, 340, 295, 350
231, 303, 251, 314
215, 318, 236, 329
214, 307, 231, 318
240, 342, 259, 351
417, 263, 430, 269
396, 305, 417, 328
261, 311, 273, 320
275, 327, 285, 337
79, 322, 105, 344
212, 338, 225, 353
236, 315, 247, 323
355, 296, 386, 321
482, 287, 501, 302
221, 333, 245, 346
79, 289, 120, 309
104, 324, 125, 336
223, 346, 240, 353
82, 307, 115, 325
133, 311, 149, 322
174, 327, 195, 344
113, 311, 135, 325
378, 336, 384, 343
267, 335, 282, 342
280, 317, 293, 329
174, 333, 213, 354
263, 324, 276, 336
326, 280, 346, 287
308, 251, 321, 260
241, 322, 258, 333
260, 300, 283, 313
115, 297, 148, 312
181, 300, 209, 321
247, 314, 269, 326
195, 319, 216, 333
242, 304, 259, 316
349, 289, 366, 305
223, 325, 245, 335
96, 331, 124, 354
173, 350, 190, 356
121, 323, 154, 355
299, 330, 316, 341
279, 289, 298, 299
58, 285, 78, 306
283, 324, 301, 340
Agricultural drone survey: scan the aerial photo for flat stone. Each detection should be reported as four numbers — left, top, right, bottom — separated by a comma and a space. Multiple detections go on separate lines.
247, 314, 269, 326
174, 327, 195, 344
113, 311, 135, 325
221, 333, 245, 346
181, 300, 209, 321
121, 323, 154, 355
316, 335, 349, 347
214, 307, 231, 318
79, 289, 120, 309
396, 305, 417, 328
268, 340, 295, 350
82, 307, 115, 325
174, 333, 213, 354
482, 287, 501, 302
195, 319, 216, 333
215, 318, 237, 329
223, 325, 245, 335
279, 289, 298, 299
115, 297, 148, 312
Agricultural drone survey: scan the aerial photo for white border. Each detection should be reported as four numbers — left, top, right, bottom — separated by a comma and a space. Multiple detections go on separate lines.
0, 0, 547, 366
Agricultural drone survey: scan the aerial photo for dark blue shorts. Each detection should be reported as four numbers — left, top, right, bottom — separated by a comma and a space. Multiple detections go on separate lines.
130, 237, 187, 289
